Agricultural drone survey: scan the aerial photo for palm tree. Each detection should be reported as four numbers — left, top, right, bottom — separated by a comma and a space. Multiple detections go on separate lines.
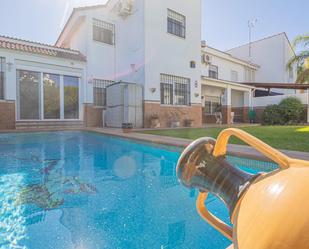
287, 34, 309, 83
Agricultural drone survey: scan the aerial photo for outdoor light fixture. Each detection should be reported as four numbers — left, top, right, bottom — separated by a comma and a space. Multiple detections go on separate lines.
150, 87, 156, 93
194, 93, 199, 97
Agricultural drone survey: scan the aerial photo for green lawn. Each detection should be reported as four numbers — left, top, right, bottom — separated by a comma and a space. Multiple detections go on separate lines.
141, 126, 309, 152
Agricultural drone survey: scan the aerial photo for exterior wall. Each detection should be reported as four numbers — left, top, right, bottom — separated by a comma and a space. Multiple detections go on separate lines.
144, 0, 202, 105
253, 92, 309, 123
252, 92, 308, 107
227, 33, 297, 94
201, 47, 258, 83
0, 101, 15, 130
84, 104, 103, 127
144, 102, 202, 128
58, 1, 145, 104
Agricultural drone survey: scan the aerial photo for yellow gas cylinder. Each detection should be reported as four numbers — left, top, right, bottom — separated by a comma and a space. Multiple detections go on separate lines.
176, 128, 309, 249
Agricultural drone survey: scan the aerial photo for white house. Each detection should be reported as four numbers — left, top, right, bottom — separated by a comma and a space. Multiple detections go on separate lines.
0, 0, 299, 129
227, 32, 297, 94
201, 45, 258, 124
56, 0, 202, 128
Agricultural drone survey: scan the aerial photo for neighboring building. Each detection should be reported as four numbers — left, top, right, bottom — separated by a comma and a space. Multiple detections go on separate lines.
0, 1, 298, 129
227, 32, 297, 94
201, 45, 258, 124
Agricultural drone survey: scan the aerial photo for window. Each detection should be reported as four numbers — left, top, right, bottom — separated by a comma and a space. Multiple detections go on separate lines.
17, 71, 80, 120
209, 65, 218, 79
18, 70, 41, 120
0, 57, 5, 99
93, 79, 114, 107
64, 76, 79, 119
245, 68, 255, 82
167, 9, 186, 38
190, 61, 196, 68
93, 19, 115, 45
231, 70, 238, 82
204, 96, 221, 115
43, 73, 60, 119
160, 74, 190, 106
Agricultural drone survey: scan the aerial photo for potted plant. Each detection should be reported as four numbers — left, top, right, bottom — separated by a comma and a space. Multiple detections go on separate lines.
169, 112, 180, 128
184, 118, 194, 127
149, 113, 160, 128
122, 123, 133, 133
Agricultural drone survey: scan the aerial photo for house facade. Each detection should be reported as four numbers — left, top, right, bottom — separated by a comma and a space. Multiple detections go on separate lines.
56, 0, 202, 128
227, 32, 297, 94
201, 45, 258, 124
0, 0, 298, 129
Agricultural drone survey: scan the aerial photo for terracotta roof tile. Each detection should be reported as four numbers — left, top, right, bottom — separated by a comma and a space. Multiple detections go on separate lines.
0, 35, 86, 62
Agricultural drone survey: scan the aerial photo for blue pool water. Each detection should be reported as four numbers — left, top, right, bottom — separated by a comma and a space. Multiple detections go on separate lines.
0, 131, 277, 249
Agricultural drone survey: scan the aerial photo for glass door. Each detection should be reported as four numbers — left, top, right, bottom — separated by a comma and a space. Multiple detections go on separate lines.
17, 70, 41, 120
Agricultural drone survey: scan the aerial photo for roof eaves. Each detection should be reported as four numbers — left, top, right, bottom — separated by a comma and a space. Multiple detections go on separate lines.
226, 32, 286, 52
55, 3, 108, 46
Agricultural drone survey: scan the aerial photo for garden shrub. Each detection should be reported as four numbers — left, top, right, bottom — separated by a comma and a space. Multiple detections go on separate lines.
262, 97, 304, 125
261, 105, 284, 125
279, 97, 304, 124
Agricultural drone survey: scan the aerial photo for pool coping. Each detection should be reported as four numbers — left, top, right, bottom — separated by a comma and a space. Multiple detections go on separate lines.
1, 127, 309, 162
85, 128, 309, 162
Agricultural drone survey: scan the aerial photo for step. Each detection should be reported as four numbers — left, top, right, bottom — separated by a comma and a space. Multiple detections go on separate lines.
16, 121, 84, 130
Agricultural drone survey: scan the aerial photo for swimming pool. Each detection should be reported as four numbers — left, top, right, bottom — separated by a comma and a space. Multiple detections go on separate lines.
0, 131, 277, 249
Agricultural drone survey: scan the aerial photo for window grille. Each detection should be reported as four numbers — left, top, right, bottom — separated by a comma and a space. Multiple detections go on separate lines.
160, 74, 190, 106
93, 19, 115, 45
93, 79, 114, 107
209, 65, 218, 79
167, 9, 186, 38
0, 57, 5, 99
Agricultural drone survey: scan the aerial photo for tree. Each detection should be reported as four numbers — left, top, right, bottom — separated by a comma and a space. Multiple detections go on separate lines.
287, 34, 309, 84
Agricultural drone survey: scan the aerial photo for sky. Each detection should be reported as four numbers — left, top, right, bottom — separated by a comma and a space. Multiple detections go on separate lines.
0, 0, 308, 51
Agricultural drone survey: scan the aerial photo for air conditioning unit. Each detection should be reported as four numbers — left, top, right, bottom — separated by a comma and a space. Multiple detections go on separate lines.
202, 54, 212, 64
201, 40, 207, 48
117, 0, 133, 18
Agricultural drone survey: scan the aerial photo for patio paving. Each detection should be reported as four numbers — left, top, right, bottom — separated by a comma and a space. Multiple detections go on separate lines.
86, 128, 309, 162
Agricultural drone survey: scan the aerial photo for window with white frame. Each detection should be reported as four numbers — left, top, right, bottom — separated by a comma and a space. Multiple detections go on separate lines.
93, 19, 115, 45
204, 96, 221, 115
93, 79, 114, 107
0, 57, 5, 99
231, 70, 239, 82
167, 9, 186, 38
245, 68, 255, 82
209, 65, 218, 79
17, 70, 80, 120
160, 74, 190, 106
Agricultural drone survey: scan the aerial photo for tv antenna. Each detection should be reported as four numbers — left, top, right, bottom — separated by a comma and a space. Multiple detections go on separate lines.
248, 18, 258, 63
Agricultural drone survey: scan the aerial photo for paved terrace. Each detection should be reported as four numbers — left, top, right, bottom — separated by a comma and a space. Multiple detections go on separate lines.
86, 128, 309, 162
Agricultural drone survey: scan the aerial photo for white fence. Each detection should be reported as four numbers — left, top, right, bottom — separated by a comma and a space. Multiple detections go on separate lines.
253, 92, 309, 107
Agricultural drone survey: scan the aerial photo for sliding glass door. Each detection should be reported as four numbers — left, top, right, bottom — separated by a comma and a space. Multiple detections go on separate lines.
43, 73, 61, 119
17, 70, 80, 120
18, 70, 41, 120
64, 76, 79, 119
